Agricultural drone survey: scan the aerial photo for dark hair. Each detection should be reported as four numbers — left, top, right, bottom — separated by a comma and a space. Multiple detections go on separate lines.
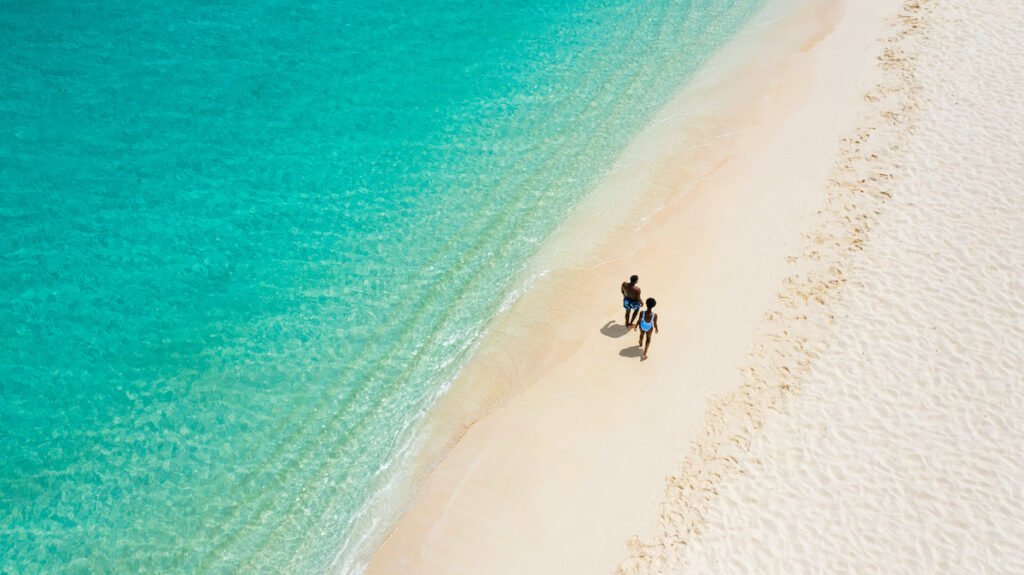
629, 275, 638, 284
646, 297, 656, 309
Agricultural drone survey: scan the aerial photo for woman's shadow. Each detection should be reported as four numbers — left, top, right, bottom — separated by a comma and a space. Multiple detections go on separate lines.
600, 320, 644, 358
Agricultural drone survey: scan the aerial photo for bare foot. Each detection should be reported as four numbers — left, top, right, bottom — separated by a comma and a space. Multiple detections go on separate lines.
641, 353, 648, 360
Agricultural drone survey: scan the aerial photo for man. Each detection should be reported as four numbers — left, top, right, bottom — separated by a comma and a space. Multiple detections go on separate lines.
621, 275, 642, 327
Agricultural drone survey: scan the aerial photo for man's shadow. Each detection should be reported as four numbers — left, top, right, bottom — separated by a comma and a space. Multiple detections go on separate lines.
601, 320, 644, 358
600, 320, 630, 338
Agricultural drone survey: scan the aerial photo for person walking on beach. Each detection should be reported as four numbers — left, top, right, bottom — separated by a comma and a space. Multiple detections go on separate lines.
633, 297, 659, 360
621, 275, 642, 327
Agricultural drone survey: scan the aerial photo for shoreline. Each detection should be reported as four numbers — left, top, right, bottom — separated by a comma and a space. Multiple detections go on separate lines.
364, 0, 906, 572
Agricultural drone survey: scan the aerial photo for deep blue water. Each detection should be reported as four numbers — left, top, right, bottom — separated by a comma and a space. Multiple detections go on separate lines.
0, 0, 765, 571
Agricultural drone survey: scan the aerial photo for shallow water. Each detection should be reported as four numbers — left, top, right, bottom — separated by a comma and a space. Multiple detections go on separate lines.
0, 0, 765, 571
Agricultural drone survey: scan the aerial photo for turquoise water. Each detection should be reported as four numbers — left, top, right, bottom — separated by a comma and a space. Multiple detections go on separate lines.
0, 0, 765, 571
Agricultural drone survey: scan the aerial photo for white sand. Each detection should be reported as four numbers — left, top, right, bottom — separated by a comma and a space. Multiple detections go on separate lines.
623, 0, 1024, 573
364, 0, 1024, 573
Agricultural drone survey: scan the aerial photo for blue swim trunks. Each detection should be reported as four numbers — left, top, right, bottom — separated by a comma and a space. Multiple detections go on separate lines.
623, 297, 643, 310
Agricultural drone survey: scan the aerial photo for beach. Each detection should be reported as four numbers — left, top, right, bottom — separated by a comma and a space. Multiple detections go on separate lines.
3, 0, 1016, 570
366, 0, 1024, 573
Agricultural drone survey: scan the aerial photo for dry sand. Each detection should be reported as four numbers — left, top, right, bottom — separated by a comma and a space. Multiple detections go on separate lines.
365, 0, 1024, 573
645, 0, 1024, 572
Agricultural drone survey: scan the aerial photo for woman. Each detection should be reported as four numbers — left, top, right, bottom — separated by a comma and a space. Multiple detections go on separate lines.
632, 297, 659, 360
